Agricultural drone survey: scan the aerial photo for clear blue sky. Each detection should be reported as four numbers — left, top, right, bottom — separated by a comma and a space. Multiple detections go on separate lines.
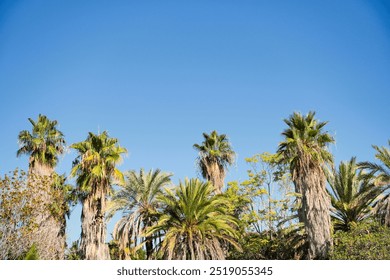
1, 0, 389, 244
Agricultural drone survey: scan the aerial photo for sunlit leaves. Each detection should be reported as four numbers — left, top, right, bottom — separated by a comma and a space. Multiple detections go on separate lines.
145, 178, 241, 260
17, 114, 65, 169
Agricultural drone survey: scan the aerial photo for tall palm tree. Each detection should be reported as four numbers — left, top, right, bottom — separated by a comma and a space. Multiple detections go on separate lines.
193, 131, 235, 193
326, 157, 383, 231
359, 140, 390, 226
277, 111, 334, 259
16, 114, 66, 259
17, 114, 65, 176
145, 178, 241, 260
71, 131, 127, 260
107, 169, 172, 259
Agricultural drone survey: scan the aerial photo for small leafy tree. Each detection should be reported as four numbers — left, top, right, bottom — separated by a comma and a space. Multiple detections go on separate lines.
242, 152, 298, 235
225, 152, 304, 259
0, 169, 72, 259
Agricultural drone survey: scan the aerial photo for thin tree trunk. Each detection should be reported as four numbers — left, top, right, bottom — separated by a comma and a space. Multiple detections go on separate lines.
80, 186, 110, 260
267, 182, 273, 240
297, 166, 332, 259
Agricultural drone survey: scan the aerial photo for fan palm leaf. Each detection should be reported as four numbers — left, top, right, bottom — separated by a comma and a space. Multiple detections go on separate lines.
193, 131, 235, 193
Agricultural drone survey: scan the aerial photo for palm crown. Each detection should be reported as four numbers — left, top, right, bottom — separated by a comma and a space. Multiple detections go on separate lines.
359, 140, 390, 187
277, 111, 334, 177
193, 130, 235, 192
17, 114, 65, 168
326, 157, 383, 231
145, 178, 240, 260
108, 168, 172, 259
358, 140, 390, 226
71, 131, 127, 195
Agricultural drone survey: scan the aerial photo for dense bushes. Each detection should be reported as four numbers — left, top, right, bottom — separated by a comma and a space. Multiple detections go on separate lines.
331, 220, 390, 260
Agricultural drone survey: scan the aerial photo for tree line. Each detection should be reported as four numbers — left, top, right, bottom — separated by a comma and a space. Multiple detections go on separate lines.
0, 112, 389, 260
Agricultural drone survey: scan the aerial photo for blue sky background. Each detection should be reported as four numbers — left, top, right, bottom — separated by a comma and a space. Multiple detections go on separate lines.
1, 0, 389, 245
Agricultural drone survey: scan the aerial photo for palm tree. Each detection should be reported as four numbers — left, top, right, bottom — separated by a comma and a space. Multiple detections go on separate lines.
277, 111, 334, 259
17, 114, 65, 176
326, 157, 383, 231
16, 114, 66, 259
359, 141, 390, 187
107, 169, 172, 259
359, 140, 390, 226
193, 131, 235, 193
71, 131, 127, 260
145, 178, 241, 260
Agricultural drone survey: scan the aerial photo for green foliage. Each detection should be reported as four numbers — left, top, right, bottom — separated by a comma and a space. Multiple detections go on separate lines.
193, 130, 235, 192
107, 169, 172, 259
228, 225, 306, 260
223, 181, 256, 233
225, 152, 297, 236
277, 111, 334, 179
71, 131, 127, 196
359, 140, 390, 186
65, 241, 82, 260
193, 131, 236, 173
5, 114, 390, 260
48, 173, 77, 223
331, 220, 390, 259
0, 169, 69, 259
228, 233, 267, 260
0, 169, 38, 260
359, 140, 390, 226
22, 244, 40, 260
108, 239, 146, 260
17, 114, 65, 168
146, 178, 241, 260
326, 157, 384, 231
108, 240, 120, 260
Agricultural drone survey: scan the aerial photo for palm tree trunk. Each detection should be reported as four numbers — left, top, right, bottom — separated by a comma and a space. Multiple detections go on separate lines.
144, 218, 153, 259
80, 187, 110, 260
297, 167, 332, 259
207, 161, 225, 194
28, 162, 65, 259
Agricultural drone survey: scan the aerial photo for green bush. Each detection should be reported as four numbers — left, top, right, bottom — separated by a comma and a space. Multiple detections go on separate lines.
228, 226, 305, 260
21, 244, 39, 260
331, 221, 390, 260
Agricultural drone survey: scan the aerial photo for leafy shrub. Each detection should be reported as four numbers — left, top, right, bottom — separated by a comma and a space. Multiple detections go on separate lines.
331, 220, 390, 260
22, 244, 40, 260
228, 226, 305, 260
